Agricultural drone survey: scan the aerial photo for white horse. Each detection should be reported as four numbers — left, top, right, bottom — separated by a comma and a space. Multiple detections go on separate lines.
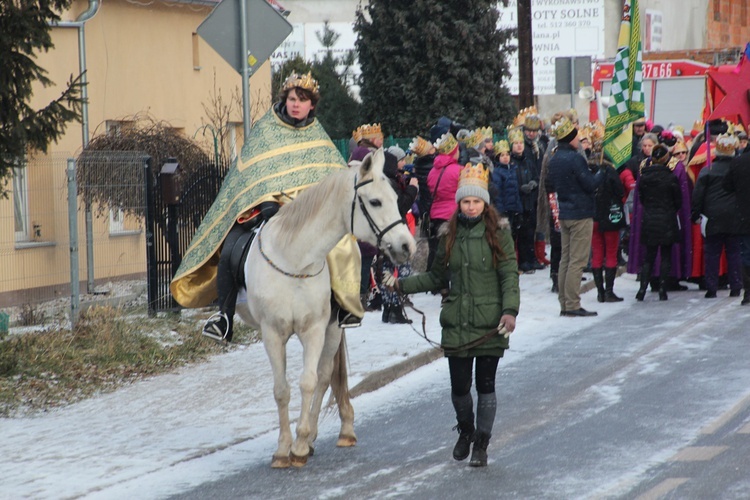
236, 148, 415, 468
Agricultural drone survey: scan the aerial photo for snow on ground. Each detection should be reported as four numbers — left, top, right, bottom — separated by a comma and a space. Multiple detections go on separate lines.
1, 269, 641, 499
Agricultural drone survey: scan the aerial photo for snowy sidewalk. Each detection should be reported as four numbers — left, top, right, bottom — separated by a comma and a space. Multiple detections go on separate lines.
1, 270, 637, 499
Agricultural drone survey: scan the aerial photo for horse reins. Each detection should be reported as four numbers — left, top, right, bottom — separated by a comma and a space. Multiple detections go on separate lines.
351, 176, 405, 249
395, 289, 503, 355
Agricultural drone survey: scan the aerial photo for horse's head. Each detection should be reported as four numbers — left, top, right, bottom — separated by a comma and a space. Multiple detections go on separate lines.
351, 149, 416, 264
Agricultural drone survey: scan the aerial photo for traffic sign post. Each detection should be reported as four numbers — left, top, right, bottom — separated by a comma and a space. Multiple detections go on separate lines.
197, 0, 293, 138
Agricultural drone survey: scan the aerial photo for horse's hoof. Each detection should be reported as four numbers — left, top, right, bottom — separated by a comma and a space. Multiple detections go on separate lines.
271, 455, 291, 468
290, 452, 308, 467
336, 435, 357, 447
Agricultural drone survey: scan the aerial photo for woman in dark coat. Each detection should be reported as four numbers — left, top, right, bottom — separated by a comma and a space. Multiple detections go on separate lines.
386, 162, 519, 468
635, 144, 682, 301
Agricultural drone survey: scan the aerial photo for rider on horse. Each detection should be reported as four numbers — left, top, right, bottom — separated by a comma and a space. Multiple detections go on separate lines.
170, 72, 365, 342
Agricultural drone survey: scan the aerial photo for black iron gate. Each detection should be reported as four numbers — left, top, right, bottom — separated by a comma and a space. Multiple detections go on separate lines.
146, 156, 230, 314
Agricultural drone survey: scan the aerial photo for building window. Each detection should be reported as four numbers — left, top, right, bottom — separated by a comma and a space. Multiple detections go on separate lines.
12, 164, 29, 242
105, 120, 134, 137
109, 208, 125, 234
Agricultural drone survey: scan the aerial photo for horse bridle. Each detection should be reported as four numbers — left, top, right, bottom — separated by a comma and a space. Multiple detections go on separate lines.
350, 176, 405, 249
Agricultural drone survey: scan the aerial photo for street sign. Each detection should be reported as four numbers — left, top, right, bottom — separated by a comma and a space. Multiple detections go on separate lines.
555, 56, 592, 95
197, 0, 293, 75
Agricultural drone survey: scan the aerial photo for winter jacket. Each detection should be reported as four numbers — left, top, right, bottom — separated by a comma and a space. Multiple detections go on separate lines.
638, 163, 682, 245
691, 157, 738, 236
513, 151, 538, 213
490, 162, 523, 215
546, 142, 604, 220
384, 152, 418, 217
427, 153, 461, 221
722, 151, 750, 235
413, 154, 435, 216
592, 160, 626, 231
399, 217, 520, 357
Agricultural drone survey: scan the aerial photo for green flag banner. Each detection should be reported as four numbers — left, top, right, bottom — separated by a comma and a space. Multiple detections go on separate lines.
603, 0, 644, 168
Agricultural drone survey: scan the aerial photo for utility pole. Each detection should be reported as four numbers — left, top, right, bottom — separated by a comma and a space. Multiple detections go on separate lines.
516, 0, 534, 108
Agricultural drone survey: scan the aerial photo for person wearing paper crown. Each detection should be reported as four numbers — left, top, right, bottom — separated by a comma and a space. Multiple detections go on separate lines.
508, 126, 541, 274
490, 139, 522, 238
691, 133, 744, 299
546, 115, 605, 317
409, 136, 437, 234
425, 132, 463, 271
170, 72, 365, 343
384, 161, 520, 468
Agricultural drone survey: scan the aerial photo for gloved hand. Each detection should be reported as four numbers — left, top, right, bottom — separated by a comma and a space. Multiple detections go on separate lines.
520, 183, 533, 194
497, 314, 516, 338
527, 180, 538, 190
382, 270, 399, 291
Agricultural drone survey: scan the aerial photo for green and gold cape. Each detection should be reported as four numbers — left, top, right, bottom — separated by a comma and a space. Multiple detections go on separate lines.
170, 108, 347, 308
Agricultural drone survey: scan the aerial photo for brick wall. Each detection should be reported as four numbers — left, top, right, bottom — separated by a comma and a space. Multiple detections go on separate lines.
706, 0, 750, 48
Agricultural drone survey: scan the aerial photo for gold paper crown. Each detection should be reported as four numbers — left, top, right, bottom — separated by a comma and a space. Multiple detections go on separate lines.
524, 114, 542, 131
478, 126, 493, 140
354, 123, 383, 142
507, 127, 524, 144
458, 162, 490, 190
434, 132, 458, 155
715, 133, 738, 156
464, 129, 485, 149
550, 116, 576, 141
282, 72, 320, 95
512, 106, 538, 128
409, 136, 432, 157
691, 119, 704, 133
581, 121, 605, 150
494, 139, 510, 154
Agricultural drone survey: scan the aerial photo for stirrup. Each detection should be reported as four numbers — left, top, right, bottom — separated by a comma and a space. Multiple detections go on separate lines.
338, 311, 362, 329
202, 312, 230, 342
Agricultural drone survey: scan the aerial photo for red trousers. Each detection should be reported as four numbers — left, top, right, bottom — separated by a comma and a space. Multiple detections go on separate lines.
591, 223, 619, 268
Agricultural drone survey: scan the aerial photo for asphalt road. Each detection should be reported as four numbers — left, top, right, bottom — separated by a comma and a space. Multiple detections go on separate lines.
172, 290, 750, 499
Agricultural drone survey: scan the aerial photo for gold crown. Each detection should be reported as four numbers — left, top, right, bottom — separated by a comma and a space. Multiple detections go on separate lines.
550, 116, 576, 141
353, 123, 383, 142
507, 127, 524, 144
478, 126, 493, 140
512, 106, 538, 128
691, 119, 704, 133
581, 121, 605, 151
494, 139, 510, 154
434, 132, 458, 154
464, 129, 485, 149
409, 136, 433, 157
458, 162, 490, 190
715, 133, 738, 156
282, 72, 320, 95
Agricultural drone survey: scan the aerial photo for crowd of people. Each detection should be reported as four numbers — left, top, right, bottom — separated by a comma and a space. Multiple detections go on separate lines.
173, 71, 750, 469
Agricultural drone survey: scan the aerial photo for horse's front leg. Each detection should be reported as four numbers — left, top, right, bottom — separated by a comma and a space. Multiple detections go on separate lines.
262, 327, 292, 468
290, 322, 326, 467
307, 321, 343, 454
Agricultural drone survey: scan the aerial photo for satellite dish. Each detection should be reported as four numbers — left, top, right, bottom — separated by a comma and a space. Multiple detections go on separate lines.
578, 86, 596, 101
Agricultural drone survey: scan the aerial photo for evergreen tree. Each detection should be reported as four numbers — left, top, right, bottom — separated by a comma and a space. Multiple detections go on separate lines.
354, 0, 516, 137
0, 0, 85, 185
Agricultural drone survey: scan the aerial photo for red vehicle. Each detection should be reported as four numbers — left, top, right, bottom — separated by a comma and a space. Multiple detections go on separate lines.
589, 59, 714, 129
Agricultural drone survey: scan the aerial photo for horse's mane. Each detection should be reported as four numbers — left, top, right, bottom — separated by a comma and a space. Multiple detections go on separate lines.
273, 168, 352, 247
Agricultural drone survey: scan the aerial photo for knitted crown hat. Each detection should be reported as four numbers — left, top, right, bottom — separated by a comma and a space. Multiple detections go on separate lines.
455, 162, 490, 205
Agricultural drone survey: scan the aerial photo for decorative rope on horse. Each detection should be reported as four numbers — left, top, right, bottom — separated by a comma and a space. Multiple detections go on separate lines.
257, 224, 326, 279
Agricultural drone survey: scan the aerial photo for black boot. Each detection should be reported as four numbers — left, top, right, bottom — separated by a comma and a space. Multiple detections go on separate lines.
338, 308, 362, 329
202, 312, 232, 342
658, 280, 669, 301
592, 268, 605, 303
742, 266, 750, 305
469, 432, 490, 467
604, 267, 624, 302
382, 304, 391, 323
388, 304, 412, 324
452, 421, 475, 461
635, 264, 651, 302
550, 271, 559, 293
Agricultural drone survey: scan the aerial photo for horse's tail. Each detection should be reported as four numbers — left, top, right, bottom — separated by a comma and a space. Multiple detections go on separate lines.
330, 330, 351, 408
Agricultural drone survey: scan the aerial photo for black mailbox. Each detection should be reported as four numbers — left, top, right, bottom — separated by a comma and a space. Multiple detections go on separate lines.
160, 158, 181, 204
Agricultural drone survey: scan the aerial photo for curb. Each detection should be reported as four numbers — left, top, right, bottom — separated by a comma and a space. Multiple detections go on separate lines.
350, 348, 443, 399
